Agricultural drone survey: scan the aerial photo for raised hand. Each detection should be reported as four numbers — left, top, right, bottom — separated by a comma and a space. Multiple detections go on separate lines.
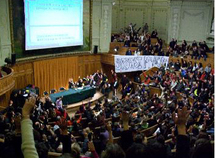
173, 106, 191, 135
22, 97, 36, 119
173, 106, 190, 126
121, 111, 129, 123
121, 111, 130, 130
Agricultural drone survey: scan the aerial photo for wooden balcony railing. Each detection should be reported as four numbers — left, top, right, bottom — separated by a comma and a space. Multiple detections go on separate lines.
102, 42, 214, 68
0, 67, 15, 96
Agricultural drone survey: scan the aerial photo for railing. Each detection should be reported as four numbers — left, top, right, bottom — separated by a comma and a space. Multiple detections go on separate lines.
0, 67, 15, 96
101, 42, 214, 68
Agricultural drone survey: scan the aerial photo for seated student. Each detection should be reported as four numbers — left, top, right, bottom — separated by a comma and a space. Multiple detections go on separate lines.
202, 41, 210, 52
76, 78, 84, 87
151, 29, 158, 38
204, 64, 212, 74
154, 42, 161, 53
68, 78, 75, 89
191, 46, 199, 59
134, 49, 141, 56
143, 47, 150, 55
199, 40, 209, 53
174, 60, 181, 71
158, 38, 163, 48
126, 48, 132, 55
124, 35, 130, 47
192, 40, 198, 48
181, 40, 187, 52
146, 35, 151, 45
158, 49, 165, 56
183, 47, 190, 57
198, 48, 207, 61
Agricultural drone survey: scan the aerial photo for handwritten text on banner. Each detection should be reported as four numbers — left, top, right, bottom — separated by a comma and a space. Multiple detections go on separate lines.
114, 55, 169, 73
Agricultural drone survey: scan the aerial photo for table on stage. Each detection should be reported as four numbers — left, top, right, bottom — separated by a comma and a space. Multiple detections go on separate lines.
49, 86, 96, 105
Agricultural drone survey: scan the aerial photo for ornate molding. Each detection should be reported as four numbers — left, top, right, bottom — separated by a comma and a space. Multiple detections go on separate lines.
112, 7, 120, 31
89, 0, 93, 50
151, 9, 168, 38
103, 5, 110, 40
171, 8, 180, 39
182, 10, 204, 19
124, 7, 146, 27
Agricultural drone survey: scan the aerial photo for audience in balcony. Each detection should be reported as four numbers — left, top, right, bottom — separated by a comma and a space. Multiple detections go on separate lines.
142, 23, 149, 33
151, 29, 158, 38
126, 49, 132, 55
112, 26, 213, 59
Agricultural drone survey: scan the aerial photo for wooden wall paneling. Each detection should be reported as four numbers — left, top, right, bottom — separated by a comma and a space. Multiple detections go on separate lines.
36, 56, 80, 95
67, 56, 79, 82
78, 56, 85, 78
12, 62, 34, 89
33, 55, 102, 96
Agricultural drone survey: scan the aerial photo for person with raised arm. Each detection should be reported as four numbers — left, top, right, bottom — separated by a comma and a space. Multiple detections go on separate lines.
173, 106, 191, 158
21, 96, 39, 158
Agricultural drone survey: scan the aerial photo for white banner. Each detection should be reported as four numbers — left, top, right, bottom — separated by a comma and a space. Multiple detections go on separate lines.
114, 55, 169, 73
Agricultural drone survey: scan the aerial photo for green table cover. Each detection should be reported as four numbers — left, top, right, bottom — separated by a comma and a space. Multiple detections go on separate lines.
50, 86, 96, 105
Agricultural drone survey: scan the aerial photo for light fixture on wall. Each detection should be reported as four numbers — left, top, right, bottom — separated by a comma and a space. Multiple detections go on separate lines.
114, 46, 119, 54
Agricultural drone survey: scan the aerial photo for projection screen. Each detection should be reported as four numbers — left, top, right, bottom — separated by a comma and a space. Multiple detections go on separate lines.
24, 0, 83, 50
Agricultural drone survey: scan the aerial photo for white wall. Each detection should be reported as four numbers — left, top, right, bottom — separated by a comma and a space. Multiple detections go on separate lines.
0, 0, 12, 66
111, 0, 170, 41
111, 0, 214, 46
168, 0, 214, 45
92, 0, 113, 53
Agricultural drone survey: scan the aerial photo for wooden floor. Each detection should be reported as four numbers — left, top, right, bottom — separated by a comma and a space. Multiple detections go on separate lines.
67, 91, 104, 116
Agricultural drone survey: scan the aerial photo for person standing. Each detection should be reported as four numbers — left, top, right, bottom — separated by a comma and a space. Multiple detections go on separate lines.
143, 23, 149, 33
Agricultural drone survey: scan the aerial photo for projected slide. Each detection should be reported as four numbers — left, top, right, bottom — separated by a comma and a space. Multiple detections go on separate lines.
24, 0, 83, 50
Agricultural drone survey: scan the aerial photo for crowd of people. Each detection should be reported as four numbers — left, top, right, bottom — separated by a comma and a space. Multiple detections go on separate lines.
112, 23, 213, 60
0, 57, 214, 158
0, 24, 213, 158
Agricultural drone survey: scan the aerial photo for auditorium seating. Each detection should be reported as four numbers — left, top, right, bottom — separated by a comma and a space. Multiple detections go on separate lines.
151, 38, 158, 45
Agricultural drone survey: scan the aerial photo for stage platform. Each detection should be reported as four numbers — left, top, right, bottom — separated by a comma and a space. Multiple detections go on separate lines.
67, 91, 104, 115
